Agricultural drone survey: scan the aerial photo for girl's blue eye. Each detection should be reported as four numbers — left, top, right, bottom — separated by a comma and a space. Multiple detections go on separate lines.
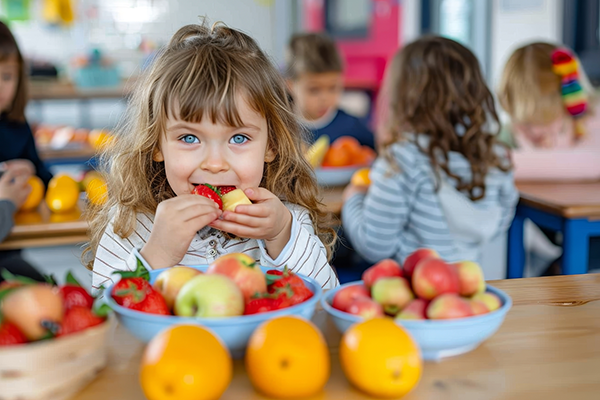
181, 134, 199, 144
230, 134, 248, 144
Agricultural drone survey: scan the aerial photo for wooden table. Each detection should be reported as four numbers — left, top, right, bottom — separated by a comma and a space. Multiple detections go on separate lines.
508, 181, 600, 278
321, 186, 344, 216
0, 203, 89, 250
71, 273, 600, 400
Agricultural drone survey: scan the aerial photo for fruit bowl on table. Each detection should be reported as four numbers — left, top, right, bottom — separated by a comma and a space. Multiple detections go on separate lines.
315, 165, 365, 187
105, 266, 322, 358
321, 281, 512, 361
0, 316, 113, 400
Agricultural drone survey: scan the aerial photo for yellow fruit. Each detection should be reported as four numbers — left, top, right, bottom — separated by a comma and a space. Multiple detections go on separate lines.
81, 170, 103, 190
86, 177, 107, 206
48, 173, 79, 191
351, 168, 371, 186
88, 129, 114, 150
20, 176, 45, 211
340, 318, 422, 398
304, 135, 330, 168
140, 325, 232, 400
246, 316, 330, 398
46, 184, 79, 213
221, 188, 251, 212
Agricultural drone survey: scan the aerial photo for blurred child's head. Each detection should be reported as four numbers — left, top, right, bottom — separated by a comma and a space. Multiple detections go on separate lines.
286, 32, 344, 121
498, 42, 595, 139
382, 36, 509, 200
0, 20, 27, 121
86, 21, 335, 266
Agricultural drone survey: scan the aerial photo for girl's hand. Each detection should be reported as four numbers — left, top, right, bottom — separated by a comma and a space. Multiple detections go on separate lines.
343, 183, 369, 202
140, 194, 222, 269
209, 187, 292, 259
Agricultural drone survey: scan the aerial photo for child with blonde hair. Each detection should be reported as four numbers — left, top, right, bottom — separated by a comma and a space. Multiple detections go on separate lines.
498, 42, 600, 180
342, 36, 518, 265
86, 22, 339, 291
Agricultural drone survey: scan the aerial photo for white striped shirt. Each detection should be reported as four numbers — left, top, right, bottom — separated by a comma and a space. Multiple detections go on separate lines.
92, 203, 338, 294
342, 140, 518, 265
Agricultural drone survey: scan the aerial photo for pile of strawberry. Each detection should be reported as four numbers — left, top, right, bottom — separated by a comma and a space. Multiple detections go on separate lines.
0, 271, 107, 347
244, 267, 314, 315
110, 262, 169, 315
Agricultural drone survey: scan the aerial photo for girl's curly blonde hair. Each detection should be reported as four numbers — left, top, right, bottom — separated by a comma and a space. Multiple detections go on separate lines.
83, 21, 336, 269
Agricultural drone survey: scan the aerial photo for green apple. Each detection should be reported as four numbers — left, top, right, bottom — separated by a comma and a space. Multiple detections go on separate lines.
174, 274, 244, 317
153, 266, 203, 311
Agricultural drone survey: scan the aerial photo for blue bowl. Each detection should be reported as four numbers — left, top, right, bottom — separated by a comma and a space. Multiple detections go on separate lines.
105, 265, 322, 358
321, 281, 512, 361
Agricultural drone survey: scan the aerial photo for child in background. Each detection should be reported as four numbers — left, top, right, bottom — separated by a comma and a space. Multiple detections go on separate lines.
86, 22, 339, 292
286, 32, 375, 149
0, 21, 52, 187
342, 36, 518, 265
498, 42, 600, 274
0, 21, 50, 282
497, 42, 600, 181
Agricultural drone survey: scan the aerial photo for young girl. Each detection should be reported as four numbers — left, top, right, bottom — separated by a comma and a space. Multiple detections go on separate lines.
342, 36, 518, 265
497, 42, 600, 181
86, 22, 339, 292
0, 21, 50, 282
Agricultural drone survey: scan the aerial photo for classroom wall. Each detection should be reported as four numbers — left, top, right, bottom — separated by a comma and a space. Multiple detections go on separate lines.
490, 0, 563, 87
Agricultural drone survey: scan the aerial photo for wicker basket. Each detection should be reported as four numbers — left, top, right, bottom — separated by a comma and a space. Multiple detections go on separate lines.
0, 316, 114, 400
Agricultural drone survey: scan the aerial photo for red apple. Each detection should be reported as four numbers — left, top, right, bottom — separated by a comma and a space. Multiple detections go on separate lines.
403, 248, 439, 277
469, 299, 490, 315
346, 297, 384, 319
0, 284, 64, 340
471, 292, 502, 312
427, 294, 473, 320
361, 259, 403, 290
206, 253, 266, 300
454, 260, 485, 297
332, 284, 370, 312
153, 266, 203, 311
395, 299, 429, 320
371, 277, 414, 315
412, 258, 460, 300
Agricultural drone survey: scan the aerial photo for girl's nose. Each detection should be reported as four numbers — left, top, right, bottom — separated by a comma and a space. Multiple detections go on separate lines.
200, 149, 228, 173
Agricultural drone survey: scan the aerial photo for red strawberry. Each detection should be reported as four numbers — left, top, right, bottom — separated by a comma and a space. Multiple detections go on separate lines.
267, 267, 305, 292
111, 277, 151, 308
133, 287, 170, 315
60, 285, 94, 310
58, 306, 105, 336
192, 184, 223, 210
0, 322, 27, 346
219, 186, 236, 195
244, 297, 284, 315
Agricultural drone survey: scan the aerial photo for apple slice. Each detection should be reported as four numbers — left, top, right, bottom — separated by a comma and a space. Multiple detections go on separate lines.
222, 188, 252, 212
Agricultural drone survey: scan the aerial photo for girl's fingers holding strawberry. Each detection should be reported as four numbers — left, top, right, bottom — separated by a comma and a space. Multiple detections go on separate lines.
209, 219, 259, 238
230, 203, 271, 217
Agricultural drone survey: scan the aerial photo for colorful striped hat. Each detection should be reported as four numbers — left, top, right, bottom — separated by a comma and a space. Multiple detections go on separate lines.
551, 48, 588, 137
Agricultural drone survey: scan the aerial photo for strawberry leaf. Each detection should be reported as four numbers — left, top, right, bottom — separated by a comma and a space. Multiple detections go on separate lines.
93, 303, 112, 318
44, 274, 58, 286
112, 257, 150, 281
1, 269, 38, 285
65, 271, 81, 286
265, 273, 283, 286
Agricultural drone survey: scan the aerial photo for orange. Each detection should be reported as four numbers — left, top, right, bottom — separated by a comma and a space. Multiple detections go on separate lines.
140, 325, 232, 400
321, 146, 351, 167
88, 129, 114, 150
246, 316, 330, 398
20, 176, 45, 211
351, 168, 371, 186
85, 177, 108, 205
331, 136, 362, 157
353, 146, 377, 166
339, 318, 422, 398
45, 175, 80, 214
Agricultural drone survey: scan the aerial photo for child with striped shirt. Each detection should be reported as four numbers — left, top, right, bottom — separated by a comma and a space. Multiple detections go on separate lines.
342, 36, 518, 265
